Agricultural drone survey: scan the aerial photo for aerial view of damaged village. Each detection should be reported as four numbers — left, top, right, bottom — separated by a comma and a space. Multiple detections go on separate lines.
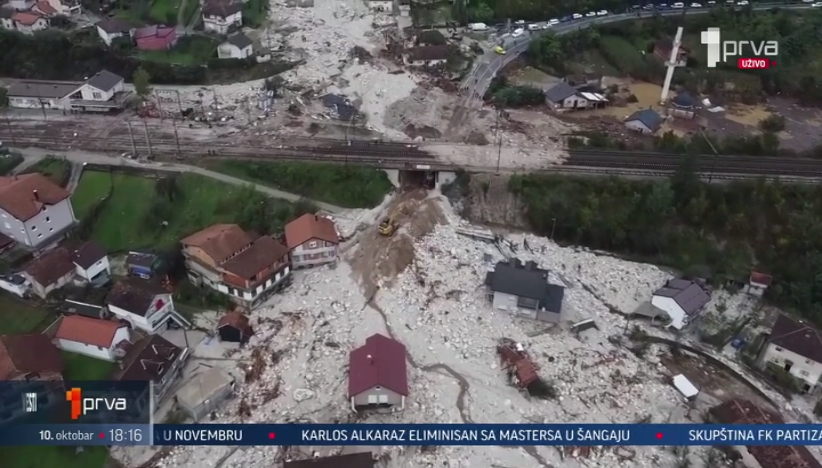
3, 0, 822, 464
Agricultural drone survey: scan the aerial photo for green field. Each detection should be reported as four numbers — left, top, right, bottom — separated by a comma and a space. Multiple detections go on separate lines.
203, 161, 392, 208
74, 171, 294, 251
138, 36, 219, 65
63, 352, 115, 381
0, 294, 51, 335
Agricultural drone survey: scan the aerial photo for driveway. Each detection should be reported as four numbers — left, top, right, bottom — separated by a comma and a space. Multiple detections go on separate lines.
461, 3, 811, 106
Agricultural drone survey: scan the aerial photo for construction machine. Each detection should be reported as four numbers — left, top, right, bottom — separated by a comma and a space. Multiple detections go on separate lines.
378, 203, 407, 237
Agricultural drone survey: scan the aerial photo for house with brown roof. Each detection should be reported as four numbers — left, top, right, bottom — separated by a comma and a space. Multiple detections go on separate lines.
283, 453, 376, 468
52, 315, 131, 361
0, 334, 64, 423
217, 311, 254, 344
106, 279, 190, 334
284, 214, 340, 269
22, 247, 75, 299
11, 11, 49, 34
71, 241, 110, 285
114, 334, 187, 405
0, 174, 76, 249
202, 0, 242, 35
404, 45, 449, 67
709, 399, 822, 468
348, 333, 408, 411
181, 224, 291, 309
758, 314, 822, 393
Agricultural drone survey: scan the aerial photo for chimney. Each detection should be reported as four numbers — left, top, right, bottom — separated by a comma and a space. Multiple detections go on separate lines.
32, 189, 38, 200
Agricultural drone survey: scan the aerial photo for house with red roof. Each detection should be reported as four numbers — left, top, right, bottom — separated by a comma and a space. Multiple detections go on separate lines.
10, 11, 49, 34
134, 25, 177, 51
284, 213, 340, 269
52, 315, 131, 361
348, 333, 408, 411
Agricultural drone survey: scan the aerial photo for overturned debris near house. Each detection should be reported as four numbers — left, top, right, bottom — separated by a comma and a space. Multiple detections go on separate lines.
496, 338, 555, 399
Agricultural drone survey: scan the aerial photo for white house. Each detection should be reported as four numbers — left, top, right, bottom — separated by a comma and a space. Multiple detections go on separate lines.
0, 10, 14, 31
78, 70, 125, 102
202, 0, 242, 35
367, 0, 392, 11
23, 247, 76, 299
544, 82, 608, 111
11, 11, 49, 34
217, 33, 253, 59
0, 273, 30, 298
53, 315, 131, 361
95, 18, 134, 46
0, 174, 76, 248
744, 271, 772, 298
624, 109, 664, 134
651, 279, 711, 330
758, 314, 822, 394
72, 241, 110, 284
106, 280, 191, 334
404, 45, 449, 67
6, 70, 128, 113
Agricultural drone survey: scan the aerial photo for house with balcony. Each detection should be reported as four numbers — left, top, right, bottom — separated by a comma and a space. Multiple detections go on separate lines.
0, 173, 75, 249
202, 0, 242, 34
114, 334, 188, 405
758, 314, 822, 394
106, 279, 190, 334
284, 214, 340, 269
181, 224, 292, 309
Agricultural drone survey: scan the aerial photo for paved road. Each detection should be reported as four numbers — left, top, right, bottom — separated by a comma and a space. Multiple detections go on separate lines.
14, 147, 346, 213
462, 2, 811, 105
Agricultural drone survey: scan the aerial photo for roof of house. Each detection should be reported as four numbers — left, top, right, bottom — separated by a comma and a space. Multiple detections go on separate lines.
24, 247, 75, 287
626, 109, 664, 132
7, 80, 83, 99
544, 82, 578, 103
107, 280, 167, 316
34, 1, 57, 15
0, 173, 71, 221
95, 18, 133, 34
768, 314, 822, 363
284, 214, 339, 249
114, 334, 181, 383
0, 334, 64, 380
0, 8, 14, 19
653, 279, 710, 315
217, 311, 254, 336
221, 236, 288, 280
60, 299, 104, 318
671, 92, 695, 108
12, 11, 43, 25
86, 70, 123, 93
406, 45, 449, 62
750, 271, 773, 286
126, 251, 157, 268
134, 25, 175, 39
55, 315, 127, 348
484, 259, 565, 312
202, 0, 243, 17
181, 224, 254, 264
710, 399, 822, 468
349, 333, 408, 397
283, 453, 376, 468
72, 241, 107, 269
226, 33, 252, 49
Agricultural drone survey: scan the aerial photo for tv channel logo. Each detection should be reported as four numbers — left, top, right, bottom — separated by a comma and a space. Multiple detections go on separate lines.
23, 393, 37, 413
66, 387, 128, 420
701, 27, 778, 69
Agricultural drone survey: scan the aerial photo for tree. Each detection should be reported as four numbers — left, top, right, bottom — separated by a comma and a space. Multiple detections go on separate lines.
469, 3, 493, 23
0, 87, 7, 107
133, 67, 152, 100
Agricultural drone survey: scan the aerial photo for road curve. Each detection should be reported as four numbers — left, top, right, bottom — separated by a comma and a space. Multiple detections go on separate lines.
464, 2, 812, 103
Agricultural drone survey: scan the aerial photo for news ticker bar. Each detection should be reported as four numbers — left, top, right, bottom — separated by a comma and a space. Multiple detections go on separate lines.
5, 424, 822, 446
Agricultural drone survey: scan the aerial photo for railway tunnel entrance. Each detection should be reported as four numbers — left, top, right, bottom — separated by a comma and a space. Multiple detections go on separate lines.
383, 169, 458, 190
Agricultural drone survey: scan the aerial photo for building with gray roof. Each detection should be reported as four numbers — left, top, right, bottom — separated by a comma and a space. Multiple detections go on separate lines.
651, 279, 711, 330
485, 258, 565, 323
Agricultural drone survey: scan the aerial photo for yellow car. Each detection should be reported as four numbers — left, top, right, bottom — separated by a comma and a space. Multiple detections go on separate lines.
493, 46, 506, 55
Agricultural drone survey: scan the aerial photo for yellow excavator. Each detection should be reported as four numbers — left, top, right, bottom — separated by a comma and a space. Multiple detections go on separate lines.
378, 203, 406, 237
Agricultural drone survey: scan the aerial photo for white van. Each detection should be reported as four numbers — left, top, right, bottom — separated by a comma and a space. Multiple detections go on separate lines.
468, 23, 489, 31
512, 28, 524, 37
572, 13, 583, 19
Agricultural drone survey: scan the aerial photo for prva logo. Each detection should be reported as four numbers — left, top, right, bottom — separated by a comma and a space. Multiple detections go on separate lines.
66, 388, 128, 420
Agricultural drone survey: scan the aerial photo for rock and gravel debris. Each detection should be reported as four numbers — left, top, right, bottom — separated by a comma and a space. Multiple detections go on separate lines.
113, 192, 816, 468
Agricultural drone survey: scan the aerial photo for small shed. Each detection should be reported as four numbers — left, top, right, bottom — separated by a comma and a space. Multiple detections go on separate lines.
175, 368, 235, 420
126, 251, 159, 279
672, 374, 699, 401
745, 271, 773, 298
217, 311, 254, 344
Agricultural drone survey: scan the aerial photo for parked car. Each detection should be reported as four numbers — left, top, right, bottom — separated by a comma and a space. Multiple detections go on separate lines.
511, 28, 524, 37
571, 13, 582, 19
690, 2, 702, 6
597, 9, 608, 15
527, 23, 541, 31
813, 2, 822, 7
673, 2, 685, 8
549, 18, 560, 24
493, 45, 506, 54
737, 0, 749, 4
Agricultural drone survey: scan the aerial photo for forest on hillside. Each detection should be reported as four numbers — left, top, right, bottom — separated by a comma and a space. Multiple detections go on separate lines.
510, 163, 822, 321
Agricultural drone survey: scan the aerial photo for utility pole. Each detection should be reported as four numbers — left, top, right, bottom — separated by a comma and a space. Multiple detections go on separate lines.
244, 97, 252, 125
4, 113, 15, 145
700, 128, 720, 184
175, 90, 183, 117
496, 136, 502, 175
172, 118, 182, 159
154, 91, 164, 120
494, 106, 503, 175
550, 218, 557, 241
142, 120, 153, 159
125, 120, 138, 157
212, 89, 219, 119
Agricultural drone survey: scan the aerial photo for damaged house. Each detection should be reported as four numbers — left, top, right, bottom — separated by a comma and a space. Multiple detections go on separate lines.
650, 279, 711, 330
320, 94, 357, 121
485, 258, 566, 323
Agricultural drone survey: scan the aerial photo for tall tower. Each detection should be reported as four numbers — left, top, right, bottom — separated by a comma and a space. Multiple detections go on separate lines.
660, 26, 685, 105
